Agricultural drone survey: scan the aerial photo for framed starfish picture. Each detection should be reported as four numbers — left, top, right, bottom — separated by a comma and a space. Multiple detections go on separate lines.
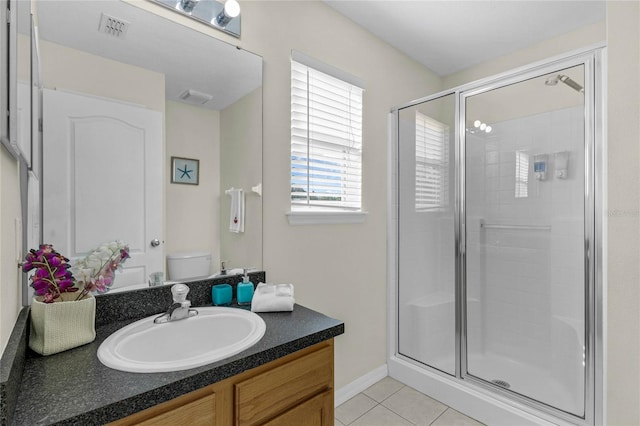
171, 156, 199, 185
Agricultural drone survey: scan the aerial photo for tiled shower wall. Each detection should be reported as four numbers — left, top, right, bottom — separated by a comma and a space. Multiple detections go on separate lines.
465, 105, 585, 377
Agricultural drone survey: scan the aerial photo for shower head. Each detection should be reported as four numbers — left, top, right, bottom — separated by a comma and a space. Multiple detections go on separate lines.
544, 74, 584, 93
558, 75, 584, 93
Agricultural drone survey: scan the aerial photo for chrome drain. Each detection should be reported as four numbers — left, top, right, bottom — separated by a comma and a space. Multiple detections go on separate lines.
491, 379, 511, 389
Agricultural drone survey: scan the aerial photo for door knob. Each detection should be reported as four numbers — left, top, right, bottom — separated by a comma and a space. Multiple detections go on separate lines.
150, 239, 161, 247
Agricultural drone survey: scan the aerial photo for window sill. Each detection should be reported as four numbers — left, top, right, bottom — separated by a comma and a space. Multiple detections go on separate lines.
286, 210, 368, 225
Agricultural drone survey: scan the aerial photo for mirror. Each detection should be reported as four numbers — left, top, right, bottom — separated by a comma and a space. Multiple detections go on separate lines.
33, 0, 262, 293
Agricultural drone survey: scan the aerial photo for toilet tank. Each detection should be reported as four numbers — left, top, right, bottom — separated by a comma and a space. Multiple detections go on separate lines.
166, 251, 212, 281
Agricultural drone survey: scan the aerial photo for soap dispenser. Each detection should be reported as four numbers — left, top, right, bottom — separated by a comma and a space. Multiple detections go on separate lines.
236, 269, 254, 306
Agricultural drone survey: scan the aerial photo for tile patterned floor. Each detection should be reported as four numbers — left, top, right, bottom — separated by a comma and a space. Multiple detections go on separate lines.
335, 377, 485, 426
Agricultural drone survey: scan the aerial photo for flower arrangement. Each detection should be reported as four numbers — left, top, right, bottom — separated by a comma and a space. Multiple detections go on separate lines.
22, 241, 130, 303
22, 244, 75, 303
72, 240, 131, 300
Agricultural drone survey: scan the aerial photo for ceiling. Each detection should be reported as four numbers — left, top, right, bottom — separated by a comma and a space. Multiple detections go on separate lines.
324, 0, 606, 76
34, 0, 606, 108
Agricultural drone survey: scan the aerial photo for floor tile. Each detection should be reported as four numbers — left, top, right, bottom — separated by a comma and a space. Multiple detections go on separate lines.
335, 418, 347, 426
351, 404, 414, 426
431, 408, 486, 426
381, 386, 448, 426
363, 376, 405, 403
335, 393, 377, 425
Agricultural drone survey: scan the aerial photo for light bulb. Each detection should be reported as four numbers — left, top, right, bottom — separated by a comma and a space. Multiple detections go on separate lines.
473, 120, 481, 128
224, 0, 240, 18
215, 0, 240, 26
480, 123, 486, 131
485, 125, 492, 133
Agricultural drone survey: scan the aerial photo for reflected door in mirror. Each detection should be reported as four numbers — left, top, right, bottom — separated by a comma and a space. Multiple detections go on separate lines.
42, 89, 163, 289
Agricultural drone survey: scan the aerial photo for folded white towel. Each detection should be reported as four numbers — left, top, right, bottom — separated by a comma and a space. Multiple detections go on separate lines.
227, 188, 245, 233
251, 282, 295, 312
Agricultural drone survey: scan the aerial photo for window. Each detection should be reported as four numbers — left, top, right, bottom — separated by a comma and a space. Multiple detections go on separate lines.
515, 150, 529, 198
415, 112, 449, 211
290, 52, 364, 212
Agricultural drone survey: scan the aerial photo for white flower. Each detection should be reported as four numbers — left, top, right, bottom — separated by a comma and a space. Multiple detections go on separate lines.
71, 240, 129, 282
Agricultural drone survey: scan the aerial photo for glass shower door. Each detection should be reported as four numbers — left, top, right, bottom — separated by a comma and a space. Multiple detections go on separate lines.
463, 65, 587, 417
398, 94, 456, 375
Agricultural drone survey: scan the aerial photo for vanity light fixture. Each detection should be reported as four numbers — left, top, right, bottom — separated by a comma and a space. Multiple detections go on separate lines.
151, 0, 242, 38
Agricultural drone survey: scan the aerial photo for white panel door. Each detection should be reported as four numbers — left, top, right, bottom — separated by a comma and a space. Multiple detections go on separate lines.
43, 89, 163, 290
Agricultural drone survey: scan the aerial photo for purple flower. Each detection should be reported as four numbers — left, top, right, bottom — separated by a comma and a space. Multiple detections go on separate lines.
22, 244, 79, 303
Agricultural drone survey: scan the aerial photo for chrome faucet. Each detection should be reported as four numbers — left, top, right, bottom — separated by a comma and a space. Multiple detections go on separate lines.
154, 284, 198, 324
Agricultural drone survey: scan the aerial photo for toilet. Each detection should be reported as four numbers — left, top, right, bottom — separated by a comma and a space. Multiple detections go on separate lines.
166, 251, 212, 281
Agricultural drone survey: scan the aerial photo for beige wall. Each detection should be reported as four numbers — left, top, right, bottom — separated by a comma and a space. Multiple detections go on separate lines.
443, 20, 606, 89
0, 151, 22, 353
39, 40, 165, 112
0, 32, 30, 352
606, 2, 640, 424
0, 35, 28, 353
165, 100, 221, 269
220, 88, 262, 271
241, 1, 441, 388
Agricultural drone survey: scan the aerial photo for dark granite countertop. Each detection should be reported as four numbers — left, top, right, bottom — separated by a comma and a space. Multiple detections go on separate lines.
2, 274, 344, 425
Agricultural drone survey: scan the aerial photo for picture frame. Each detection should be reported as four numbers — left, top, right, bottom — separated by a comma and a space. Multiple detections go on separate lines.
171, 156, 199, 185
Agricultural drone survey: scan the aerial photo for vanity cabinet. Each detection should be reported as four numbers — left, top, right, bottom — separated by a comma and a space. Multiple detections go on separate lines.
110, 340, 334, 426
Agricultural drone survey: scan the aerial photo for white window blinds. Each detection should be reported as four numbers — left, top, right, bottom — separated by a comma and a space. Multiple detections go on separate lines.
515, 150, 529, 198
291, 56, 364, 211
415, 112, 449, 211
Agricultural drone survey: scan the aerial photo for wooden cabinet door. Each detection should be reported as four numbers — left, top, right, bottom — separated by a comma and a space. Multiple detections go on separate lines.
135, 393, 216, 426
235, 345, 333, 425
263, 391, 333, 426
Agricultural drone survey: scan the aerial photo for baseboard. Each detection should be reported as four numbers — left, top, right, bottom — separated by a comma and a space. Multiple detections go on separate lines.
335, 364, 388, 407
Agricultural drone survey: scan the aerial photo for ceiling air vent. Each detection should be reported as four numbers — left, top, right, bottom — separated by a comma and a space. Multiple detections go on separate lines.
98, 13, 130, 38
179, 89, 214, 105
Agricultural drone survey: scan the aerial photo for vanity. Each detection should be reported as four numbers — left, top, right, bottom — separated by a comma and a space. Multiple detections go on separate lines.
1, 274, 344, 425
111, 341, 334, 425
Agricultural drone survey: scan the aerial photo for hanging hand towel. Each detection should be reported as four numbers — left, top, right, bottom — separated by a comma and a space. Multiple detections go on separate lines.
251, 283, 295, 312
227, 188, 245, 233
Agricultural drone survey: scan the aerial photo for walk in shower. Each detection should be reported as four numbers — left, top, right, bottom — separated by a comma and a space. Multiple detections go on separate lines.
389, 49, 604, 426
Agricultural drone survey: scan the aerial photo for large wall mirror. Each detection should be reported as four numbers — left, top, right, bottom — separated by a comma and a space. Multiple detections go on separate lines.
30, 0, 262, 296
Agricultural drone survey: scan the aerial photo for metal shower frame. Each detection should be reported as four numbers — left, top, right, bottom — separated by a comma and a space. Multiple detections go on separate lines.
387, 45, 606, 426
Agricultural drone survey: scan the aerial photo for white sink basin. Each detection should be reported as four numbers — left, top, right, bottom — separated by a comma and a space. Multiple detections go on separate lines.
98, 307, 266, 373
